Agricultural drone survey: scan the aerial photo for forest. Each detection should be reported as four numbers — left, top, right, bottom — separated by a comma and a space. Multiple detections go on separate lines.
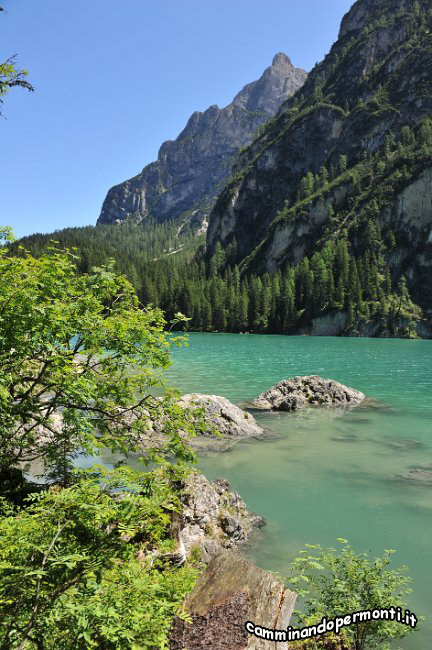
13, 117, 432, 339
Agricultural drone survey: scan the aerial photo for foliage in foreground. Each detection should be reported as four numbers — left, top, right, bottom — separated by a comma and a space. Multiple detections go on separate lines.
0, 242, 198, 487
0, 466, 199, 649
288, 540, 415, 650
0, 240, 202, 648
0, 6, 34, 114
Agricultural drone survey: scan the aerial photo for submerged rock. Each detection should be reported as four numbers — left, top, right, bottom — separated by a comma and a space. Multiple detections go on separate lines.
384, 439, 426, 451
177, 473, 265, 564
398, 466, 432, 485
252, 376, 365, 411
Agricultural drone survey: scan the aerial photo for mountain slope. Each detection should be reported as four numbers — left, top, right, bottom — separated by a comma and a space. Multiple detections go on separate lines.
207, 0, 432, 333
97, 54, 307, 230
15, 0, 432, 339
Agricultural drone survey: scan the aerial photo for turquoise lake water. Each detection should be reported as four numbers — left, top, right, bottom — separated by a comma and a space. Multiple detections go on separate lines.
165, 333, 431, 649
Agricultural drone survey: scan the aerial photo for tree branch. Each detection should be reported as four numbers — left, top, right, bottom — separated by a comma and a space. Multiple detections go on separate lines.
18, 520, 66, 649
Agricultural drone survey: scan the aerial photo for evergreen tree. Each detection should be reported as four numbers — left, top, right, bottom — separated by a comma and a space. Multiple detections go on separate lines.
339, 154, 348, 174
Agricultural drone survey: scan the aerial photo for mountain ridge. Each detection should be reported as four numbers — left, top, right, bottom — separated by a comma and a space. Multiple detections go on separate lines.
97, 53, 307, 231
13, 0, 432, 339
206, 0, 432, 334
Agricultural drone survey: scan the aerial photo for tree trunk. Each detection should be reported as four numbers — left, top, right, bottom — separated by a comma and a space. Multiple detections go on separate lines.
170, 548, 297, 649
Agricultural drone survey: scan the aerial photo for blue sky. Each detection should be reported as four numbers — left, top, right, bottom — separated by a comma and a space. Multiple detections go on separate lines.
1, 0, 353, 239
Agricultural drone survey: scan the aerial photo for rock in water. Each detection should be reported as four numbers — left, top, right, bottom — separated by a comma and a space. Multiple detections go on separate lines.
398, 466, 432, 485
252, 376, 365, 411
137, 394, 264, 454
179, 393, 264, 449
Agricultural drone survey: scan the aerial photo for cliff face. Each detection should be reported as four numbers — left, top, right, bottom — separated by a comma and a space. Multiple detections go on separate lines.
97, 54, 307, 230
207, 0, 432, 318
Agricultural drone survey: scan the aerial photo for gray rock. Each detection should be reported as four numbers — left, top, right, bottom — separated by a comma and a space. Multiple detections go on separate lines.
179, 393, 264, 450
252, 375, 365, 411
178, 473, 265, 563
97, 54, 306, 231
137, 393, 264, 454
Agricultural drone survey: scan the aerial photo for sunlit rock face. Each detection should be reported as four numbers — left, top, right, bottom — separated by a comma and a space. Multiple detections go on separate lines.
206, 0, 432, 322
97, 54, 306, 231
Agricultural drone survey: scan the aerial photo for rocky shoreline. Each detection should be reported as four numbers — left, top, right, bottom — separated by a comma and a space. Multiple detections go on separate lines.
139, 377, 366, 457
177, 473, 266, 564
173, 376, 366, 563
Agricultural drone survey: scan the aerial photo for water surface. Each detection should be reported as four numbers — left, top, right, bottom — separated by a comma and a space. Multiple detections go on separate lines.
166, 333, 432, 649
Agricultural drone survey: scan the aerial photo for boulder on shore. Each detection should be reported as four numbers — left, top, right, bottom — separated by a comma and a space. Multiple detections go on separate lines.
177, 473, 265, 564
138, 394, 265, 454
252, 375, 365, 411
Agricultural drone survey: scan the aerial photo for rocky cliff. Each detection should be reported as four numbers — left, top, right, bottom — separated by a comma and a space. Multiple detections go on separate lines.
207, 0, 432, 326
97, 54, 306, 230
178, 473, 265, 564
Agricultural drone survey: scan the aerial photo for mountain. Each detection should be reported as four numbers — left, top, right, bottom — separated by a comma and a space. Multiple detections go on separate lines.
207, 0, 432, 335
15, 0, 432, 339
97, 54, 307, 231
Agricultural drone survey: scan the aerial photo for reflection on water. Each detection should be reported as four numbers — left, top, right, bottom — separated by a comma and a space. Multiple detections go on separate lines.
166, 333, 432, 650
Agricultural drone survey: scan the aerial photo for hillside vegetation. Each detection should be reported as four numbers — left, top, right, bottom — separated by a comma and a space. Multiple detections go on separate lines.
12, 0, 432, 338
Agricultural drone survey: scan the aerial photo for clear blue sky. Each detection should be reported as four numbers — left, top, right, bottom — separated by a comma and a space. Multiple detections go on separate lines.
1, 0, 353, 239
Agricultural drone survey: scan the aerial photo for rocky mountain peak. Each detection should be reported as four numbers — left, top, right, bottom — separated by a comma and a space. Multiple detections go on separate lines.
97, 53, 307, 228
206, 0, 432, 334
272, 51, 293, 67
232, 52, 306, 114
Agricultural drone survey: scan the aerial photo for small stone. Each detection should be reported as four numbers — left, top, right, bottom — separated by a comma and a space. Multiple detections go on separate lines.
213, 478, 230, 494
398, 466, 432, 485
221, 514, 241, 536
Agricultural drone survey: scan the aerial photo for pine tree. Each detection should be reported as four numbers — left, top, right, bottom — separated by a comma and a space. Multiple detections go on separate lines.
348, 257, 363, 309
250, 276, 264, 331
305, 171, 315, 196
201, 300, 213, 331
298, 175, 308, 200
311, 253, 328, 313
320, 164, 329, 187
209, 242, 225, 276
238, 285, 249, 331
339, 154, 348, 174
280, 269, 296, 332
334, 240, 350, 308
296, 259, 314, 315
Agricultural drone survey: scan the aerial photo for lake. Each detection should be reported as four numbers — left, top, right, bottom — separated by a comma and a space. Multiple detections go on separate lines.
165, 333, 432, 649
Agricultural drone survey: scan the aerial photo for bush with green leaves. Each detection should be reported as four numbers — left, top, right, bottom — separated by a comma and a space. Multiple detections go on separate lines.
0, 465, 199, 649
288, 540, 416, 650
0, 243, 198, 486
0, 237, 207, 648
